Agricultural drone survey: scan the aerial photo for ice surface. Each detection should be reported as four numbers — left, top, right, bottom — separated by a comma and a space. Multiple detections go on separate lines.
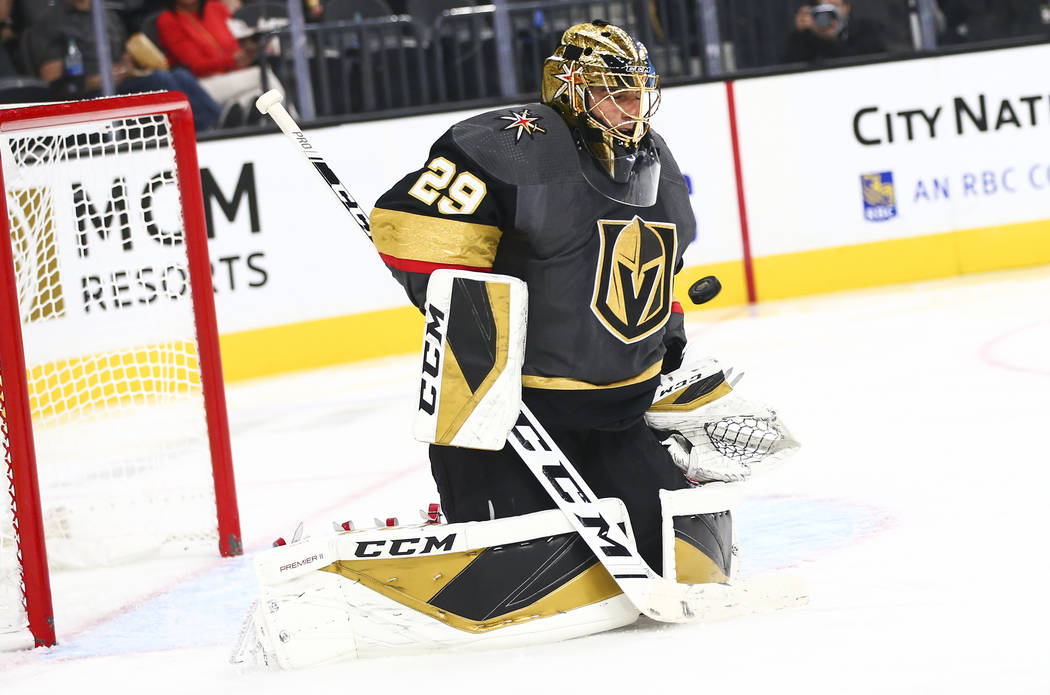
2, 266, 1048, 694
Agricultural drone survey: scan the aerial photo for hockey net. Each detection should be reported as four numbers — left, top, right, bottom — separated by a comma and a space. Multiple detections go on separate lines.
0, 94, 240, 649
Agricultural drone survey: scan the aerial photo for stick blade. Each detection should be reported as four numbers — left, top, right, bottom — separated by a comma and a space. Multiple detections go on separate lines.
644, 571, 809, 623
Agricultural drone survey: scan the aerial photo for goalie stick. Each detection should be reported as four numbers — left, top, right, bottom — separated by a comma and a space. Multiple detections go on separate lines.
255, 91, 372, 240
255, 90, 805, 623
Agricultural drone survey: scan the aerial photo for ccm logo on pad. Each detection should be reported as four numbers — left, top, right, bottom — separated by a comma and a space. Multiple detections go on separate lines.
419, 303, 446, 415
354, 533, 457, 558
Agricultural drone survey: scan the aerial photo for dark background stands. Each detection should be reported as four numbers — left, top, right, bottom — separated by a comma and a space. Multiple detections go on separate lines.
781, 0, 888, 63
24, 0, 220, 130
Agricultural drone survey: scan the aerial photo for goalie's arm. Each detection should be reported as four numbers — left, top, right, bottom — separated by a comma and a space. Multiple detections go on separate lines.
369, 131, 517, 310
662, 301, 686, 373
257, 90, 515, 311
653, 140, 697, 374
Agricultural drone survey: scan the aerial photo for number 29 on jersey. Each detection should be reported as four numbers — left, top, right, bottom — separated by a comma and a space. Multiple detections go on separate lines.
408, 157, 487, 216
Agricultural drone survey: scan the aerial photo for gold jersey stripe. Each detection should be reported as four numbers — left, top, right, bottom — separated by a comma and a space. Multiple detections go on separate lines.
522, 359, 662, 391
371, 207, 502, 268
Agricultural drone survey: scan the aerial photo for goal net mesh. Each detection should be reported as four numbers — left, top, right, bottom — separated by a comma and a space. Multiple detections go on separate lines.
1, 113, 219, 640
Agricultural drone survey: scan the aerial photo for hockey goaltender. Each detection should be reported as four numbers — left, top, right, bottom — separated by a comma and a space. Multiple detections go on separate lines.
231, 20, 804, 669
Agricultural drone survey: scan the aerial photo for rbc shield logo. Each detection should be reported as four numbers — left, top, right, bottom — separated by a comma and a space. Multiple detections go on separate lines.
861, 172, 897, 222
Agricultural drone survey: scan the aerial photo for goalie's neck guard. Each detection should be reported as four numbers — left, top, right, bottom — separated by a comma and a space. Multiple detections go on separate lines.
574, 128, 661, 207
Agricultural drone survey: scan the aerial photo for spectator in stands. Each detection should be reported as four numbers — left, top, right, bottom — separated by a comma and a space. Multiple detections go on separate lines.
228, 0, 321, 19
157, 0, 255, 76
16, 0, 58, 29
781, 0, 888, 63
25, 0, 220, 130
0, 0, 51, 75
848, 0, 920, 53
0, 0, 18, 76
156, 0, 284, 126
939, 0, 1046, 43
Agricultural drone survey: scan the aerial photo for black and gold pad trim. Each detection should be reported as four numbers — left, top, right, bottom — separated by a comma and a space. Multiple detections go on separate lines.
673, 511, 733, 584
650, 370, 731, 412
321, 532, 622, 632
434, 276, 511, 444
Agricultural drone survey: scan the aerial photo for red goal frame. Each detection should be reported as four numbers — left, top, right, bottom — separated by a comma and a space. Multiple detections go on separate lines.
0, 92, 241, 648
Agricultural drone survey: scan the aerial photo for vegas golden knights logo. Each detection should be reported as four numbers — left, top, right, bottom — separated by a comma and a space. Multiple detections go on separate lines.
591, 216, 677, 343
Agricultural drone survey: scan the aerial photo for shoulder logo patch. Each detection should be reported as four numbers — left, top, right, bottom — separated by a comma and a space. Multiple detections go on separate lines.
591, 216, 677, 344
498, 109, 547, 142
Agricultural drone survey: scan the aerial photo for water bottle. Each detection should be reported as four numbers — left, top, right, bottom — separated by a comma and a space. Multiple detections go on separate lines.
62, 38, 82, 94
65, 38, 83, 78
65, 38, 83, 77
64, 38, 83, 93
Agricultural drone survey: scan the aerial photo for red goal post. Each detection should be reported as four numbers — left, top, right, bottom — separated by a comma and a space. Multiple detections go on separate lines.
0, 93, 241, 649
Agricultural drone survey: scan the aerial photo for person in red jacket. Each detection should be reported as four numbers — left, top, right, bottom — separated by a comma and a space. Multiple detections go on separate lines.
156, 0, 255, 77
156, 0, 285, 126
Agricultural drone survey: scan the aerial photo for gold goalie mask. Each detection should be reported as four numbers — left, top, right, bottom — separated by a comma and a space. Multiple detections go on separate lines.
541, 20, 662, 205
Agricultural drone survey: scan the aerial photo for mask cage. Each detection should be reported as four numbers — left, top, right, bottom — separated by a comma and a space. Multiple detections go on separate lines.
578, 69, 661, 148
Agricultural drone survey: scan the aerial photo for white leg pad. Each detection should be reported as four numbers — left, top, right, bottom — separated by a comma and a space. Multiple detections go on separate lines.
235, 568, 639, 669
657, 485, 810, 620
659, 483, 742, 582
232, 503, 643, 669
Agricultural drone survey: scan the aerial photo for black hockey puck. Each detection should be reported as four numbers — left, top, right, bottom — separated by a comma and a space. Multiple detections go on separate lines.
687, 275, 722, 305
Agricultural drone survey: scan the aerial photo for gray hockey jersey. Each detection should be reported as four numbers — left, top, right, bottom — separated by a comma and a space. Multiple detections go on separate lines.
370, 103, 696, 429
